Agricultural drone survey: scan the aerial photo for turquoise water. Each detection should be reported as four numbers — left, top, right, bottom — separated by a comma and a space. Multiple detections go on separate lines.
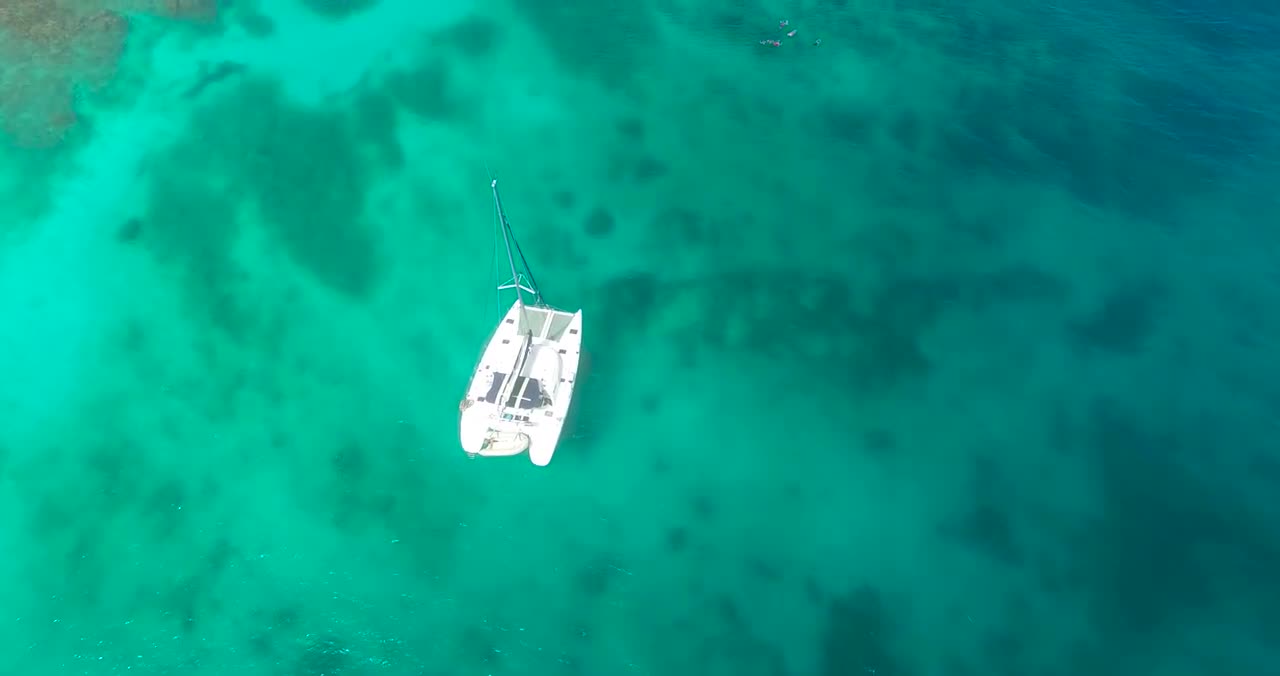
2, 0, 1279, 674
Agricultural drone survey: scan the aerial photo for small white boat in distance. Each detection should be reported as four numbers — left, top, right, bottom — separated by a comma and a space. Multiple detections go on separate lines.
458, 179, 583, 466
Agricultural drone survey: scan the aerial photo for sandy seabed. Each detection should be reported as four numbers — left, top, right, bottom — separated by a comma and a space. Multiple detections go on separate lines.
2, 0, 1279, 674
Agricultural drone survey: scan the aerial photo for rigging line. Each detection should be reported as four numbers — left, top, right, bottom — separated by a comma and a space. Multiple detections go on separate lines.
491, 180, 522, 294
491, 178, 534, 336
485, 168, 541, 304
507, 220, 543, 305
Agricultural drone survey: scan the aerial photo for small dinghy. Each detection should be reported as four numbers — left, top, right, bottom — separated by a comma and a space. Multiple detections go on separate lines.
458, 180, 583, 466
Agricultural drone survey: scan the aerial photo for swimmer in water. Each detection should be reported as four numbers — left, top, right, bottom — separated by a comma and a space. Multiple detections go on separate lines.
759, 38, 782, 46
814, 38, 822, 46
779, 19, 789, 29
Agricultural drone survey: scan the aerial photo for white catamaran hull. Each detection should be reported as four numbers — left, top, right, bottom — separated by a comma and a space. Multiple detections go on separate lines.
459, 300, 583, 466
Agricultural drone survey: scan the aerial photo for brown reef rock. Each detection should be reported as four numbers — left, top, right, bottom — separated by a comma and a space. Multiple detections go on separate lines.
0, 0, 218, 148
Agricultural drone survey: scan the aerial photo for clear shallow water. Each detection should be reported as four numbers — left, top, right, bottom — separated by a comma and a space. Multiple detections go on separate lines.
1, 0, 1279, 674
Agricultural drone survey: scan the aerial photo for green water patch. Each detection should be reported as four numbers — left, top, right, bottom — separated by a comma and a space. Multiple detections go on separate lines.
434, 14, 504, 59
938, 455, 1026, 569
1067, 280, 1167, 355
385, 59, 463, 121
8, 429, 224, 624
301, 0, 380, 19
133, 170, 253, 337
0, 144, 63, 230
508, 0, 658, 89
820, 585, 916, 676
132, 77, 392, 335
350, 88, 404, 168
1082, 401, 1280, 637
316, 435, 480, 579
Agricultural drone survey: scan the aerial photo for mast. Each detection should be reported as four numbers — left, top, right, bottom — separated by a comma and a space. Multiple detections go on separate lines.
491, 179, 525, 306
491, 179, 544, 306
491, 179, 535, 412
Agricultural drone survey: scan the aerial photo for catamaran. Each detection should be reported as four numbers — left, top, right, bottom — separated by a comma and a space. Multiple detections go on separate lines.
458, 179, 583, 466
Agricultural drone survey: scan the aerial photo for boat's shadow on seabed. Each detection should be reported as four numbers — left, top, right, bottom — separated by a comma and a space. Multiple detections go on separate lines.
559, 348, 593, 447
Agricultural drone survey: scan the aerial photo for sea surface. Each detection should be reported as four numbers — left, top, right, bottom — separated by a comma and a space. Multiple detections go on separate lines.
2, 1, 1279, 674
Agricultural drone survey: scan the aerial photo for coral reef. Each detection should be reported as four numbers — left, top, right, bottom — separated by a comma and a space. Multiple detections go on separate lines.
0, 0, 217, 148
